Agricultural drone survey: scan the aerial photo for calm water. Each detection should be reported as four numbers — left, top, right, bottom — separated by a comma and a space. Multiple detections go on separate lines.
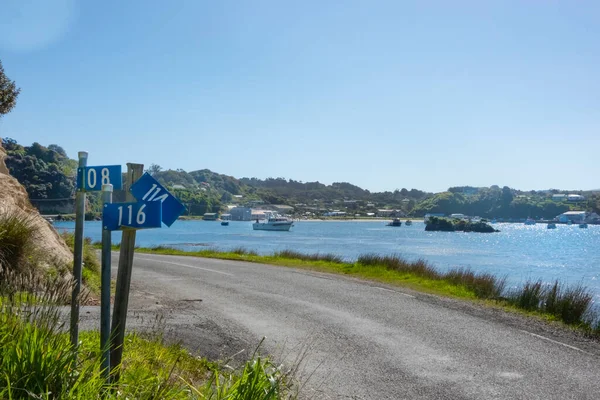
55, 220, 600, 300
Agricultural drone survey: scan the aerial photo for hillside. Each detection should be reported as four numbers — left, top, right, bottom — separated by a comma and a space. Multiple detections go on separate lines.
4, 139, 599, 220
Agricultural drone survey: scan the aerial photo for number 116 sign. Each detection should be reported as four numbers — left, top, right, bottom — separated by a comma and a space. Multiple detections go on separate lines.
103, 202, 162, 230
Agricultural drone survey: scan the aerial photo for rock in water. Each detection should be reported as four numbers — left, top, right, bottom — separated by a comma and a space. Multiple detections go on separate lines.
0, 139, 72, 266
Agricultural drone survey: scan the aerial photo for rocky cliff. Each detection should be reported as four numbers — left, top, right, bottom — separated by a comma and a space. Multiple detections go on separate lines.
0, 139, 72, 266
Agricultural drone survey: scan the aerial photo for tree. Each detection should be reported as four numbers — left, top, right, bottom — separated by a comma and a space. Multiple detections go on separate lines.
0, 60, 20, 117
147, 163, 162, 176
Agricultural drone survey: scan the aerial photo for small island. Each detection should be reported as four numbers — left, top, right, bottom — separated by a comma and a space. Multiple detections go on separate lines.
425, 216, 499, 233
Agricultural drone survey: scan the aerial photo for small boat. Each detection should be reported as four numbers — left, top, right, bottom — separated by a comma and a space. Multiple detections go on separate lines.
253, 217, 293, 231
547, 223, 557, 229
579, 223, 588, 229
386, 218, 402, 227
405, 220, 412, 226
524, 218, 536, 225
221, 221, 229, 226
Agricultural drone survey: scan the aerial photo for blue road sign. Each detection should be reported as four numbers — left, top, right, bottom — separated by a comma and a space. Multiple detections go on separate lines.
130, 173, 185, 227
103, 201, 162, 231
77, 165, 123, 191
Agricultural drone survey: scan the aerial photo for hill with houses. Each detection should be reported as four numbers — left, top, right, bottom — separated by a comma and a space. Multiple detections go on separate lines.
3, 139, 600, 221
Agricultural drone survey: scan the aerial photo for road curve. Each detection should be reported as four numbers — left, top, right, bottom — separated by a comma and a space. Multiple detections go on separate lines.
80, 252, 600, 399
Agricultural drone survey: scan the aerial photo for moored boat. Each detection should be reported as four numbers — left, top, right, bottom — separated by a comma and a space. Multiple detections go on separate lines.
386, 218, 402, 227
405, 220, 412, 226
253, 217, 294, 231
547, 223, 557, 229
579, 223, 588, 229
524, 218, 536, 225
221, 221, 229, 226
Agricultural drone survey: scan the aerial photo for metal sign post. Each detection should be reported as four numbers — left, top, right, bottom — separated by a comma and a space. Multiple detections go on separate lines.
100, 184, 113, 382
70, 151, 88, 350
71, 153, 122, 364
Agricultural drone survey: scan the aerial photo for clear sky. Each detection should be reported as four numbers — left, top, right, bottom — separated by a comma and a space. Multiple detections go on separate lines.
1, 0, 598, 193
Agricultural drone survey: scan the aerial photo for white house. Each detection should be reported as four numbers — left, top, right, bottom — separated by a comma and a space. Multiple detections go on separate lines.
552, 194, 567, 201
557, 211, 586, 223
567, 194, 585, 202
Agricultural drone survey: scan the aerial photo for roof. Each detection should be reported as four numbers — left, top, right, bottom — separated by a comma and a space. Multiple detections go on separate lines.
561, 211, 586, 215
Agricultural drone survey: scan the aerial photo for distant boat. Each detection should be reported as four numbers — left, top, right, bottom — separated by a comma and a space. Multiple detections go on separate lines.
221, 221, 229, 226
253, 216, 293, 231
405, 220, 412, 226
547, 223, 557, 229
579, 223, 588, 229
386, 218, 402, 227
524, 218, 536, 225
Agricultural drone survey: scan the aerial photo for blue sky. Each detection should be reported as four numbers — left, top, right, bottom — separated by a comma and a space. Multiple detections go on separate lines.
1, 0, 599, 192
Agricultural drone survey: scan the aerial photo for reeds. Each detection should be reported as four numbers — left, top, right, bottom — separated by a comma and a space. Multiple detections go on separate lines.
508, 280, 594, 325
357, 253, 596, 328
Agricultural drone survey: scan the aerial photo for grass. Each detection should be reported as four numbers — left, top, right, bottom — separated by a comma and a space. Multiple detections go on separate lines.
116, 244, 600, 335
0, 262, 298, 399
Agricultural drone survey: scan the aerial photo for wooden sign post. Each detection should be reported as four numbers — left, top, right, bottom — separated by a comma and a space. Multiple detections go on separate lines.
110, 163, 143, 380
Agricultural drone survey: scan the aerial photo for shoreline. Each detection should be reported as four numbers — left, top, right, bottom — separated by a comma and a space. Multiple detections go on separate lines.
116, 245, 600, 339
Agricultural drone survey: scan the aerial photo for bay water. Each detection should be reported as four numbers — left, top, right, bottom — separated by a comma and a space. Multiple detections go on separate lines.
55, 220, 600, 301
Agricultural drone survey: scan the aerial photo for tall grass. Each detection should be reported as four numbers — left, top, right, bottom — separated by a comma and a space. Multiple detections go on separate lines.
0, 210, 36, 273
358, 254, 506, 299
508, 280, 594, 326
354, 254, 595, 329
275, 249, 343, 263
0, 270, 100, 399
231, 246, 259, 256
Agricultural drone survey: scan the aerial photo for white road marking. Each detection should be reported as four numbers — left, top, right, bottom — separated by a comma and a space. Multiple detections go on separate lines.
135, 256, 235, 277
520, 330, 594, 356
375, 286, 415, 298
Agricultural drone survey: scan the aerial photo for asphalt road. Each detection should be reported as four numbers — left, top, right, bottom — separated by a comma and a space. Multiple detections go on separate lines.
80, 252, 600, 399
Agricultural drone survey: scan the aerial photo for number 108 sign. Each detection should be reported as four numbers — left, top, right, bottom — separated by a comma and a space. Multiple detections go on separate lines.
103, 201, 162, 231
77, 165, 123, 191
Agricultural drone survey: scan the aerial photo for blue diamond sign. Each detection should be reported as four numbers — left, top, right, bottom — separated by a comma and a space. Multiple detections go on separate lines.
130, 173, 186, 227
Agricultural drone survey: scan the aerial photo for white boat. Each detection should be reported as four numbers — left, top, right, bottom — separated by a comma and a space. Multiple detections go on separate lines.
253, 217, 294, 231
